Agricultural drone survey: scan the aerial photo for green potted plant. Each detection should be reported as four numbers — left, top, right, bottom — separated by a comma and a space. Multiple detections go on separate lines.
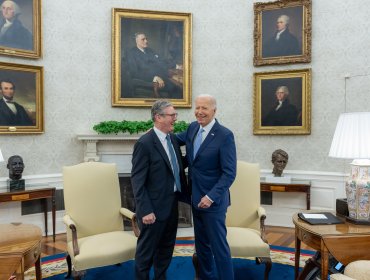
93, 120, 189, 135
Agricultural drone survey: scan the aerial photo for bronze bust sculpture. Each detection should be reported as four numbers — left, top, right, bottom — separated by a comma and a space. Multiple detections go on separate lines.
271, 149, 288, 177
7, 155, 25, 191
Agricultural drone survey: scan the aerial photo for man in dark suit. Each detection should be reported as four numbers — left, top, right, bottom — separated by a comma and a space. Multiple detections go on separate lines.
262, 85, 299, 126
0, 79, 33, 126
262, 14, 300, 58
126, 32, 182, 98
176, 94, 237, 280
0, 0, 33, 50
131, 100, 189, 280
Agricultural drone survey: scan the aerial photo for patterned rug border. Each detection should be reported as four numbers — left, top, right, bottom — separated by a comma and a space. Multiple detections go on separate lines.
25, 242, 314, 279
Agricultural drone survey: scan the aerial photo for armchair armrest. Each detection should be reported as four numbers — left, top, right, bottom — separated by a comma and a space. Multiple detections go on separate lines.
63, 215, 80, 256
120, 207, 140, 237
257, 206, 267, 243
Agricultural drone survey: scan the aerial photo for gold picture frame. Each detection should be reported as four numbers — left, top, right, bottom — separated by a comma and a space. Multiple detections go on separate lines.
112, 8, 192, 107
0, 62, 44, 134
253, 68, 311, 135
0, 0, 42, 58
253, 0, 312, 66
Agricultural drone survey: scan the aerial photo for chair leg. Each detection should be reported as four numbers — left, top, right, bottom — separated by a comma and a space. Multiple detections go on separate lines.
256, 257, 272, 280
192, 252, 200, 280
65, 254, 72, 278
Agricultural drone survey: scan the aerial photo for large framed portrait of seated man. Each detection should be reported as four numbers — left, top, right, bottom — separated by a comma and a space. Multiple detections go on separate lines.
112, 8, 192, 107
0, 62, 43, 134
0, 0, 41, 58
253, 68, 311, 135
253, 0, 312, 66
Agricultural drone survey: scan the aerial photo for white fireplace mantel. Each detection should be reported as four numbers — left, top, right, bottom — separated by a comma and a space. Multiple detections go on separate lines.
77, 134, 143, 173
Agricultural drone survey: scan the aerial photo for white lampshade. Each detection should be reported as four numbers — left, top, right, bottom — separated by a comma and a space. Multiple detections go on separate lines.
0, 149, 4, 163
329, 112, 370, 160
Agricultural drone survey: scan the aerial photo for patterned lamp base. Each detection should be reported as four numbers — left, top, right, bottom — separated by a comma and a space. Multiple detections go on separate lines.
345, 164, 370, 225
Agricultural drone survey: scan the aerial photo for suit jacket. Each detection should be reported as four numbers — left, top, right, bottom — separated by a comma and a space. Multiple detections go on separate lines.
131, 129, 189, 221
127, 47, 174, 83
262, 99, 299, 126
0, 99, 33, 126
262, 28, 300, 58
176, 120, 237, 213
0, 18, 33, 50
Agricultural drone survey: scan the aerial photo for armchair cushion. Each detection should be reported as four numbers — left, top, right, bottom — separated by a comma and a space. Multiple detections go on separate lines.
227, 227, 270, 257
330, 275, 355, 280
68, 230, 137, 271
330, 261, 370, 280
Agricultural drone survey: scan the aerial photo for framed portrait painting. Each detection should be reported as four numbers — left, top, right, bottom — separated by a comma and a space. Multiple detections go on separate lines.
112, 8, 192, 107
0, 62, 43, 134
253, 0, 312, 66
253, 68, 311, 135
0, 0, 42, 58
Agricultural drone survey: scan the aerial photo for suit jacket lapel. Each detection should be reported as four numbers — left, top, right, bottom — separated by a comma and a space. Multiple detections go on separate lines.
0, 99, 14, 119
151, 130, 172, 172
193, 120, 220, 160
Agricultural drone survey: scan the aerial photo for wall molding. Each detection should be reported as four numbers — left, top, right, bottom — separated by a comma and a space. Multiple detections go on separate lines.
0, 168, 348, 233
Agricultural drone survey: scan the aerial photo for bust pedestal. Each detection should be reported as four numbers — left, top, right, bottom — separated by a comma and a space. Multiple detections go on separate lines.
7, 179, 25, 192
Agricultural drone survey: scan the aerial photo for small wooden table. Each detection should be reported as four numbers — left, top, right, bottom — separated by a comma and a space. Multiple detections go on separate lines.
0, 224, 42, 280
0, 255, 22, 280
0, 187, 56, 241
293, 212, 370, 280
261, 180, 311, 210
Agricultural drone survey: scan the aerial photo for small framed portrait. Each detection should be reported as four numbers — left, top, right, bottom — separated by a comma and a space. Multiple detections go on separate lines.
253, 0, 312, 66
0, 61, 43, 134
112, 8, 192, 107
0, 0, 42, 58
253, 68, 311, 135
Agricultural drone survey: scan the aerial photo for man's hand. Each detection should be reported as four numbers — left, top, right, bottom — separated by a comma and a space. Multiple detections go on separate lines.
153, 76, 165, 88
142, 213, 156, 224
197, 196, 212, 209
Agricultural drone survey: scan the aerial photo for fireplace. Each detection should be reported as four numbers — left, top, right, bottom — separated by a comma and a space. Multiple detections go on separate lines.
78, 134, 192, 228
119, 176, 192, 228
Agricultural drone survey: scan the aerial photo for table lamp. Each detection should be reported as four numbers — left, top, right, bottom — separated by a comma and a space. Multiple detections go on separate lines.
329, 112, 370, 224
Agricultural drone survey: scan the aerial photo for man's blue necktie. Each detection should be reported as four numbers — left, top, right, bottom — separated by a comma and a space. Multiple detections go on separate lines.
193, 128, 204, 159
166, 134, 181, 192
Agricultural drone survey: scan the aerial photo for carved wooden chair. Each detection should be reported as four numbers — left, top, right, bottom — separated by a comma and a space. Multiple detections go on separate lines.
62, 162, 140, 280
225, 161, 272, 280
192, 161, 272, 279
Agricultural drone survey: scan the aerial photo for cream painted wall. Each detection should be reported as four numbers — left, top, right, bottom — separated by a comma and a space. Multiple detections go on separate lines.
1, 0, 370, 178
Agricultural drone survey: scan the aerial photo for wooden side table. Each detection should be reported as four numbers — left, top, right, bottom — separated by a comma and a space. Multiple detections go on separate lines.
261, 181, 311, 210
293, 212, 370, 280
0, 255, 22, 280
0, 187, 56, 241
0, 223, 42, 280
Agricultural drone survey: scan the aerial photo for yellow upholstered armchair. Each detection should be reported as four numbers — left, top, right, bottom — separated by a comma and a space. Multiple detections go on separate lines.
226, 161, 272, 280
330, 261, 370, 280
62, 162, 139, 280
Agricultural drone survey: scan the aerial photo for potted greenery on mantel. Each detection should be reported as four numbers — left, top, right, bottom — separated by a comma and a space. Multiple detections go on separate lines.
93, 120, 189, 135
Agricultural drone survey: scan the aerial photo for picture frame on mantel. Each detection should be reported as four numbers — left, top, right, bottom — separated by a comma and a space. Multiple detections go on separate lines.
112, 8, 192, 107
0, 0, 42, 58
253, 0, 312, 66
253, 68, 311, 135
0, 62, 44, 134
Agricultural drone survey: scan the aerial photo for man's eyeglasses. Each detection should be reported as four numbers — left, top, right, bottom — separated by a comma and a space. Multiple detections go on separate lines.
160, 113, 178, 118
